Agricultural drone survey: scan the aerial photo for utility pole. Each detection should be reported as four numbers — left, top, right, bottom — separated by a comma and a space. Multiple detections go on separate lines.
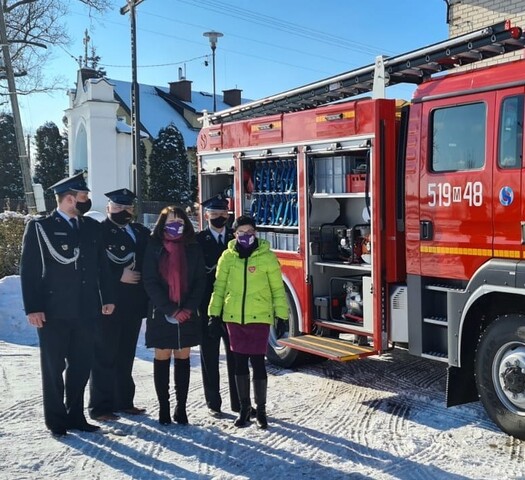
0, 5, 36, 213
120, 0, 144, 221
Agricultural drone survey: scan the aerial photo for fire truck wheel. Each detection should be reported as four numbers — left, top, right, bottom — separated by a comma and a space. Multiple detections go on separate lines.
266, 286, 312, 368
475, 315, 525, 440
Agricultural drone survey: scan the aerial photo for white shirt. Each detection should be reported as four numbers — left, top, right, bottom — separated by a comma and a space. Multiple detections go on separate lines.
209, 227, 226, 244
122, 224, 136, 242
57, 208, 76, 223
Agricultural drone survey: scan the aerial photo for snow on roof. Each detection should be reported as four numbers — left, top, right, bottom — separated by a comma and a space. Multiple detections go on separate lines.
109, 78, 250, 148
110, 79, 197, 147
115, 117, 132, 134
116, 117, 148, 138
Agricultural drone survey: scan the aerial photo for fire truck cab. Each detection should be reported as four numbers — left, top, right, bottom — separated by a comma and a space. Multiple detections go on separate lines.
197, 21, 525, 439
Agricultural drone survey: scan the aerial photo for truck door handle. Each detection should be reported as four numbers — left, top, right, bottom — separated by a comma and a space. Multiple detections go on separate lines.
420, 220, 433, 240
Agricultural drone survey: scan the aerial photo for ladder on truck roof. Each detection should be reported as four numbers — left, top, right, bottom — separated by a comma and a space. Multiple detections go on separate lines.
206, 20, 525, 125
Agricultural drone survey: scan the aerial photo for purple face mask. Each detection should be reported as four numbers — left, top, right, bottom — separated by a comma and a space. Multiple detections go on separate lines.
237, 232, 255, 249
165, 220, 184, 238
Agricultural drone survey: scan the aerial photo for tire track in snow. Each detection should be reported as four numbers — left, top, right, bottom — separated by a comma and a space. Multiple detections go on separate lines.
2, 340, 525, 479
0, 394, 43, 424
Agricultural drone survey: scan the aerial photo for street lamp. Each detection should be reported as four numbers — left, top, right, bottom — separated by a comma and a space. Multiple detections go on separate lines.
203, 31, 223, 113
120, 0, 145, 220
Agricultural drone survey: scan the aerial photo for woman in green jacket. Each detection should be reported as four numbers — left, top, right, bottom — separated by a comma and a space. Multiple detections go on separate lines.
208, 215, 288, 429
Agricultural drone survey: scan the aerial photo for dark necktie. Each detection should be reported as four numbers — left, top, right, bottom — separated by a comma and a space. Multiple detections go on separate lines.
218, 234, 223, 245
122, 226, 136, 243
69, 217, 78, 231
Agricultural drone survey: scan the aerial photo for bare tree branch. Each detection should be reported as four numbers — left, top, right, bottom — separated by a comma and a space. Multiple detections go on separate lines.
0, 0, 112, 96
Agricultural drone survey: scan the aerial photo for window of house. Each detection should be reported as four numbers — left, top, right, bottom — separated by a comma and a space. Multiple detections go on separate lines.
431, 102, 486, 172
498, 95, 523, 169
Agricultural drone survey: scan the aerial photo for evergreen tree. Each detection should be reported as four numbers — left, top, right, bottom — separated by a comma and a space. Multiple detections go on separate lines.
0, 113, 23, 199
33, 122, 66, 197
148, 124, 191, 204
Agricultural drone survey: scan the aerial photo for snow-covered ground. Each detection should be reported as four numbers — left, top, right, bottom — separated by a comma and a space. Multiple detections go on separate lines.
1, 274, 524, 479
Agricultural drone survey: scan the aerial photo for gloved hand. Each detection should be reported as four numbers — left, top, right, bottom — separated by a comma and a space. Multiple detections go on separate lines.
275, 317, 287, 338
208, 316, 223, 339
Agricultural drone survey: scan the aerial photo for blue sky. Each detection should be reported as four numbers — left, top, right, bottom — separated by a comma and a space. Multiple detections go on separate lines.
17, 0, 448, 134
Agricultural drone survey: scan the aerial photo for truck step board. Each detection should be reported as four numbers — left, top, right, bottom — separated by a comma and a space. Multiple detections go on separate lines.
315, 320, 372, 335
278, 335, 377, 361
425, 284, 466, 293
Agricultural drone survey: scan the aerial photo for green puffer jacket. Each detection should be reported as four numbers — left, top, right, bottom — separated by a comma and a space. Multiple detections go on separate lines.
208, 238, 288, 325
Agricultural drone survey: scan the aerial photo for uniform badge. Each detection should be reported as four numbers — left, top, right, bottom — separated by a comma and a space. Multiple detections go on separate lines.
121, 246, 125, 250
62, 244, 68, 251
248, 266, 256, 273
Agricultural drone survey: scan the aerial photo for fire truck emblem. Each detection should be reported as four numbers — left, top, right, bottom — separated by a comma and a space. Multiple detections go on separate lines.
499, 186, 514, 206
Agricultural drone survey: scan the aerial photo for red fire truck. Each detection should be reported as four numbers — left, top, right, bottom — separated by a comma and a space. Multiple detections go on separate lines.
197, 21, 525, 439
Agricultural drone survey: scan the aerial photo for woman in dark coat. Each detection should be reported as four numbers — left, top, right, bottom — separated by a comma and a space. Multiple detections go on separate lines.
143, 206, 206, 425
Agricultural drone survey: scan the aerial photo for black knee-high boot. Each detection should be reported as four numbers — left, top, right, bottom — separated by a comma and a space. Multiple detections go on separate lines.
234, 374, 252, 427
253, 378, 268, 429
173, 358, 190, 424
153, 359, 171, 425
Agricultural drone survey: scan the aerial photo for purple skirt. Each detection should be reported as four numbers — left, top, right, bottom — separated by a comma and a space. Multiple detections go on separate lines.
226, 323, 270, 355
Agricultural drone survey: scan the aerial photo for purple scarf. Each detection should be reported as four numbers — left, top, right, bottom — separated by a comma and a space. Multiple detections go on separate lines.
159, 236, 188, 303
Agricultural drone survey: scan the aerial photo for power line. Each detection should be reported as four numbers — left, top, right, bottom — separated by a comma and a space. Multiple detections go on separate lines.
69, 5, 391, 78
141, 11, 360, 68
56, 44, 81, 66
67, 12, 341, 78
174, 0, 395, 56
100, 54, 209, 69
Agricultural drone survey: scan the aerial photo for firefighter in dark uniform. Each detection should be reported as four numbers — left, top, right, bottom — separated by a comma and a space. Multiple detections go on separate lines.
89, 189, 150, 422
20, 173, 115, 437
196, 194, 239, 417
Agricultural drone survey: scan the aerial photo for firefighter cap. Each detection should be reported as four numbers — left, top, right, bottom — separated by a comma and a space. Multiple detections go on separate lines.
104, 188, 136, 206
202, 193, 229, 212
49, 172, 90, 194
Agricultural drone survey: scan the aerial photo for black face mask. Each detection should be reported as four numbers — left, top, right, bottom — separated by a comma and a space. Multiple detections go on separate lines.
210, 216, 228, 228
110, 210, 133, 226
75, 199, 92, 215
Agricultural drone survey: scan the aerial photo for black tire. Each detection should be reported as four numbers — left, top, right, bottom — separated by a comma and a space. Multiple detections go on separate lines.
475, 314, 525, 440
266, 284, 312, 368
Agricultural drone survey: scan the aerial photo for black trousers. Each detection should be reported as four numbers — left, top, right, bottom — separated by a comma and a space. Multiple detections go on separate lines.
200, 322, 239, 412
89, 313, 143, 417
37, 317, 95, 431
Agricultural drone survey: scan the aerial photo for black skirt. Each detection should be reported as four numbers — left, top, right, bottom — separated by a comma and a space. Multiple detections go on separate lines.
145, 307, 202, 350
